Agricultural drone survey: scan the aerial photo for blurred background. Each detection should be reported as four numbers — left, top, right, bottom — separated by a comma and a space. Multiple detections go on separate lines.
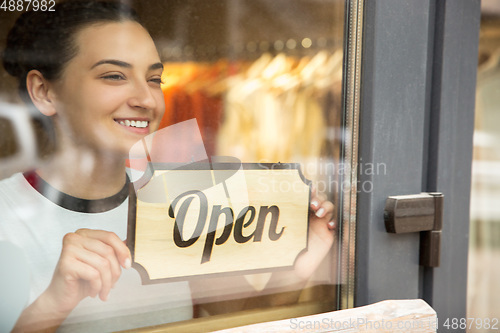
467, 0, 500, 330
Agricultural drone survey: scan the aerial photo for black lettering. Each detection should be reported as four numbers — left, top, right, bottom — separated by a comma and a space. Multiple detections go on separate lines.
253, 206, 281, 241
234, 206, 256, 243
266, 206, 284, 241
169, 190, 208, 248
202, 205, 234, 264
168, 192, 285, 262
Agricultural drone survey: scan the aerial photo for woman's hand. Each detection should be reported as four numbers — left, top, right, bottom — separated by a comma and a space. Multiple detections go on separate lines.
293, 187, 336, 280
14, 229, 131, 332
43, 229, 131, 313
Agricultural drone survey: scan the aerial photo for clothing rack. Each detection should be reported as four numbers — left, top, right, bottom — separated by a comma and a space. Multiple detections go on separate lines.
158, 50, 343, 177
160, 37, 342, 61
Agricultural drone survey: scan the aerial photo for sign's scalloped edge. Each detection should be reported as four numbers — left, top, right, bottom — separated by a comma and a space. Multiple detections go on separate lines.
127, 162, 311, 285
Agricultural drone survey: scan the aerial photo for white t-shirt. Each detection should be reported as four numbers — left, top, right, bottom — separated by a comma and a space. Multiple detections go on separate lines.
0, 173, 193, 332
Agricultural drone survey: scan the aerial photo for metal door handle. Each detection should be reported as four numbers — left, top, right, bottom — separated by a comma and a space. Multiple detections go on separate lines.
384, 193, 443, 267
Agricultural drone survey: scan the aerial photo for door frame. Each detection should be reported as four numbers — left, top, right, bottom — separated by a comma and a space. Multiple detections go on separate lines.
355, 0, 481, 326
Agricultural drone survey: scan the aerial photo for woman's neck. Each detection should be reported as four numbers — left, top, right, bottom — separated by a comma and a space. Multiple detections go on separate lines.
36, 146, 127, 200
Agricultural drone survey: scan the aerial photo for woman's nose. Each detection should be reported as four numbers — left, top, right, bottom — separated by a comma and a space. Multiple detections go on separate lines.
129, 82, 157, 110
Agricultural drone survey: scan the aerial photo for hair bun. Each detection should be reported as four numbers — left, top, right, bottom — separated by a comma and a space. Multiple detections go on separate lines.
2, 10, 43, 79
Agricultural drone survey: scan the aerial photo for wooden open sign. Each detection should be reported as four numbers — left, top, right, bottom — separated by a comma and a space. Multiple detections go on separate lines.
127, 163, 310, 284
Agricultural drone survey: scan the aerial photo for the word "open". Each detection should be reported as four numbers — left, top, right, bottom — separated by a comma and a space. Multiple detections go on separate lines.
168, 190, 284, 264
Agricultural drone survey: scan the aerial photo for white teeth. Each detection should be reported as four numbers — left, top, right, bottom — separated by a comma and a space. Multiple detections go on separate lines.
117, 120, 149, 128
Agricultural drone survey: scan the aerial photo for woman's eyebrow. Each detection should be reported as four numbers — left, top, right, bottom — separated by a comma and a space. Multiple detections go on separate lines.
150, 63, 163, 71
90, 60, 164, 71
91, 59, 132, 69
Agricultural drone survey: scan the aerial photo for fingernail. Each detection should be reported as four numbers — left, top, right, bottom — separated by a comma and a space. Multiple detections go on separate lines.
124, 258, 131, 269
316, 208, 325, 218
328, 221, 335, 229
311, 201, 319, 209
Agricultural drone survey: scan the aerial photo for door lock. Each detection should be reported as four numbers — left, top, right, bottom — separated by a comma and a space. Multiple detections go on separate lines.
384, 192, 443, 267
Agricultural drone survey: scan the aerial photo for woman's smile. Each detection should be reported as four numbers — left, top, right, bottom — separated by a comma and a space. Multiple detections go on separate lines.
114, 118, 151, 135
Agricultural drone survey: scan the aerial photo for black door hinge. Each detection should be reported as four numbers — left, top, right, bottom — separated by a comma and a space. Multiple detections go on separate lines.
384, 193, 443, 267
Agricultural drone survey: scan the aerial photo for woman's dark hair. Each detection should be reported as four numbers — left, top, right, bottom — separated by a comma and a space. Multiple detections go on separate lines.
2, 0, 142, 100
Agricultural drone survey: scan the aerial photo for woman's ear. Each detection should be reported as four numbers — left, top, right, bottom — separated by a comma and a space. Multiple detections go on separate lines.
26, 70, 57, 116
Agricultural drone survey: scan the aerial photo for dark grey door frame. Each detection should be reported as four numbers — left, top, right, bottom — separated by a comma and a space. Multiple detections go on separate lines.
355, 0, 480, 327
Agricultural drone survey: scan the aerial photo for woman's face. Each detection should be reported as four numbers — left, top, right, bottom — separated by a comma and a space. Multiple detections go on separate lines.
50, 21, 165, 156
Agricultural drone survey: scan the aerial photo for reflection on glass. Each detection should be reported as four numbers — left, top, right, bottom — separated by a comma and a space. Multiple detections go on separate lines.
0, 0, 352, 331
0, 115, 19, 158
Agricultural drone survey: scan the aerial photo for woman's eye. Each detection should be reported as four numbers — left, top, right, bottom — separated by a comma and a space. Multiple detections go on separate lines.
102, 74, 125, 81
149, 77, 164, 86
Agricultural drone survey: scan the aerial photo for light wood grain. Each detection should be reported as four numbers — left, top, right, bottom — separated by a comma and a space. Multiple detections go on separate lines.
132, 168, 310, 281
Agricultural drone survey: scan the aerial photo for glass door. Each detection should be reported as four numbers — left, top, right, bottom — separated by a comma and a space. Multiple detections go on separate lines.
0, 0, 365, 332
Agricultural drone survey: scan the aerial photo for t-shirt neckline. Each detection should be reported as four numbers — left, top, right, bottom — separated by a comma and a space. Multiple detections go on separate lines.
23, 171, 129, 213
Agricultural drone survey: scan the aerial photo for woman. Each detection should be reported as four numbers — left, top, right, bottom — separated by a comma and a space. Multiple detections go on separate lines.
0, 1, 335, 332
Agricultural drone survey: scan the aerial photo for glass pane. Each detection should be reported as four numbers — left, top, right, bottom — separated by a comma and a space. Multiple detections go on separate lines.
467, 2, 500, 328
0, 0, 362, 331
